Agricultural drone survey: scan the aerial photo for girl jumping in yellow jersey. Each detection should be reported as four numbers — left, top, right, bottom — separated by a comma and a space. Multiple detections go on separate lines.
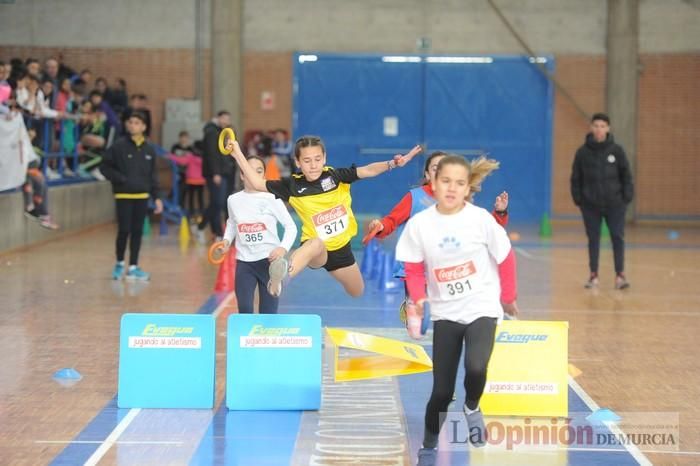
226, 136, 421, 298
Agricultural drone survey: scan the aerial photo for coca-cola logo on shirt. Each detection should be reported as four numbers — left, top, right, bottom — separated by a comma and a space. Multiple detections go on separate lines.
434, 261, 477, 282
238, 223, 267, 233
312, 205, 347, 225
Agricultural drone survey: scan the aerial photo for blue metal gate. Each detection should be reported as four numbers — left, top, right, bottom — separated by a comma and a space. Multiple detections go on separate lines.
293, 53, 553, 222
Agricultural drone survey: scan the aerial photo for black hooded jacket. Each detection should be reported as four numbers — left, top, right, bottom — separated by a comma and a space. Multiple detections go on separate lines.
201, 121, 235, 178
570, 133, 634, 209
100, 136, 159, 198
201, 121, 223, 178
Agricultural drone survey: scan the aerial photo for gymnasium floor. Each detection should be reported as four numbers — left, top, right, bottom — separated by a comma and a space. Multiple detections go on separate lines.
1, 222, 698, 465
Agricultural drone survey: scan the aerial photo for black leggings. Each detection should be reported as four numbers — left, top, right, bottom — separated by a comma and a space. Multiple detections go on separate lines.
115, 199, 149, 265
425, 317, 497, 438
235, 259, 279, 314
184, 184, 204, 217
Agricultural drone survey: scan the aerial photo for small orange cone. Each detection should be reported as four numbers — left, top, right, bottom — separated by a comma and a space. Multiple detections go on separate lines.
265, 155, 281, 180
214, 247, 236, 292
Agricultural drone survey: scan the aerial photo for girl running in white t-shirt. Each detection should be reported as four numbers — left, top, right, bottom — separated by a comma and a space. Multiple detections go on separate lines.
395, 155, 518, 465
219, 156, 297, 313
366, 151, 510, 327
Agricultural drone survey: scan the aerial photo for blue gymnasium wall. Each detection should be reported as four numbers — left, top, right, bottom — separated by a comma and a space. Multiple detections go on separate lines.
294, 53, 553, 223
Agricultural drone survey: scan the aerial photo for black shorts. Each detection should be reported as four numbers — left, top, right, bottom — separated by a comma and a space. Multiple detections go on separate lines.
304, 241, 356, 272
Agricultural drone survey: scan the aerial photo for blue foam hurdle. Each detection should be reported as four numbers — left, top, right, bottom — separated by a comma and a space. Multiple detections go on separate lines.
118, 313, 216, 409
226, 314, 322, 411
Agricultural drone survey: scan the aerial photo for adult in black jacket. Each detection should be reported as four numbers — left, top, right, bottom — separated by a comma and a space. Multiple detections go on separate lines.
196, 110, 233, 242
100, 111, 163, 281
570, 113, 633, 289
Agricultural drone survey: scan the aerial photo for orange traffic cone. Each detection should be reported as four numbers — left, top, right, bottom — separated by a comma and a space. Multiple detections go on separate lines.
265, 155, 281, 180
214, 247, 236, 292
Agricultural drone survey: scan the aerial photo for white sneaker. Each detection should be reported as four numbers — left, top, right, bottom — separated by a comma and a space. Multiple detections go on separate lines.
196, 229, 207, 245
39, 215, 60, 230
46, 168, 61, 180
89, 168, 106, 180
463, 406, 487, 447
125, 265, 150, 281
267, 257, 289, 297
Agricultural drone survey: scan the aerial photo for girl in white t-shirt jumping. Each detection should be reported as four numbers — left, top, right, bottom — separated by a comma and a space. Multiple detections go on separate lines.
219, 156, 297, 313
395, 155, 518, 465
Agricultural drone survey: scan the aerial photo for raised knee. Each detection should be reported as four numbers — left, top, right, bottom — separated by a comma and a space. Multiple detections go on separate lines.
309, 237, 325, 252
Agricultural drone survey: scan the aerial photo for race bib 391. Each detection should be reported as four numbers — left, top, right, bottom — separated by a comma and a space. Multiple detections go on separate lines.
433, 261, 479, 300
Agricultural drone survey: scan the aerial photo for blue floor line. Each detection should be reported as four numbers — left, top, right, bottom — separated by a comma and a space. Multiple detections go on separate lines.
49, 293, 227, 466
189, 405, 302, 466
48, 395, 123, 466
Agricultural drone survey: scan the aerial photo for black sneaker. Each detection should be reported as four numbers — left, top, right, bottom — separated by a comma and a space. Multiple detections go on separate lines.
584, 273, 599, 289
24, 209, 40, 221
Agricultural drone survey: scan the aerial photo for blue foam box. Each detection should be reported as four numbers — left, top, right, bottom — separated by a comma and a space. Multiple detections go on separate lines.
118, 313, 216, 408
226, 314, 322, 410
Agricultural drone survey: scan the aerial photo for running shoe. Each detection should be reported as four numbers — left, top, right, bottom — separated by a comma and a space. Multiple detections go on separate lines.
584, 273, 599, 289
267, 256, 289, 297
416, 447, 437, 466
463, 405, 487, 447
112, 262, 125, 280
39, 215, 60, 230
615, 273, 630, 290
126, 265, 150, 282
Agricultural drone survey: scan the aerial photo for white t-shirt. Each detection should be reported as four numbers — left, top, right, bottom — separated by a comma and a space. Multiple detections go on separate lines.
395, 203, 511, 325
224, 191, 298, 262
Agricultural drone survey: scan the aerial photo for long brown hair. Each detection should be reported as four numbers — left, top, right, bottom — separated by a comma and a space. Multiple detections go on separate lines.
435, 155, 500, 202
466, 156, 499, 202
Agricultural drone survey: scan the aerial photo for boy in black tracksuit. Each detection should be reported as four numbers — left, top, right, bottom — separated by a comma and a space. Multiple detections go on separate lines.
570, 113, 634, 289
100, 111, 163, 281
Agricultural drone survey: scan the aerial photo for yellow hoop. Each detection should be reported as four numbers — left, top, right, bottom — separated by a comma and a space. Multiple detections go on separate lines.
218, 127, 236, 155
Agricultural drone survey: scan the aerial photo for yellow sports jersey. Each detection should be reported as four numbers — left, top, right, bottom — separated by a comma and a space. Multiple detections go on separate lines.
266, 166, 359, 251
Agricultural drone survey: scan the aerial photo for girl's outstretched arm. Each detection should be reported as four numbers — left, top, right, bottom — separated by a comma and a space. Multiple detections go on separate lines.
356, 144, 422, 179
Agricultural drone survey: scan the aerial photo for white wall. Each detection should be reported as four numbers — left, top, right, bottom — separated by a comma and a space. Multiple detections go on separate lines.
640, 0, 700, 53
0, 0, 211, 48
243, 0, 608, 54
0, 0, 698, 54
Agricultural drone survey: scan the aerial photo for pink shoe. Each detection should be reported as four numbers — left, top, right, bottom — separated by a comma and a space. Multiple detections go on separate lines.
39, 215, 60, 230
405, 302, 423, 340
